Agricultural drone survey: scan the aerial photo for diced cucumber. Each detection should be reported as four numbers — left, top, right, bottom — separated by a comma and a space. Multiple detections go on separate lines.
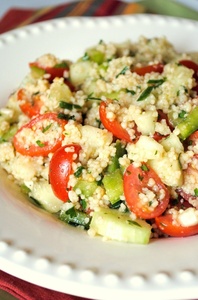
90, 207, 151, 244
102, 169, 123, 204
107, 140, 126, 173
70, 61, 93, 86
86, 48, 105, 64
59, 207, 91, 229
29, 180, 63, 213
134, 110, 157, 135
177, 106, 198, 140
127, 135, 164, 162
0, 124, 18, 143
74, 180, 98, 198
49, 80, 72, 102
149, 151, 183, 187
160, 133, 184, 154
30, 65, 45, 79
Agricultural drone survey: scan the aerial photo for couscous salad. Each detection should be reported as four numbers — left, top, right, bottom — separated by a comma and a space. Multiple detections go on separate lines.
0, 36, 198, 244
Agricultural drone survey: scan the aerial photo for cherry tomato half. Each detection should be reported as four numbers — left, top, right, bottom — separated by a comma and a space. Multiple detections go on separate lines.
133, 63, 164, 76
49, 144, 81, 201
13, 113, 67, 156
17, 88, 43, 118
123, 163, 170, 219
155, 214, 198, 237
99, 100, 133, 142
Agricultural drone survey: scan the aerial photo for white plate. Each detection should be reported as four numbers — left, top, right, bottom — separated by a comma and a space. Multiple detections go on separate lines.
1, 14, 198, 300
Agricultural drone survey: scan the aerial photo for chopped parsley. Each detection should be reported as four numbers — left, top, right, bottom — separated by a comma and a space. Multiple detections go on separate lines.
59, 101, 81, 110
178, 110, 187, 119
127, 220, 141, 227
57, 113, 75, 120
36, 140, 45, 147
116, 66, 129, 78
86, 93, 101, 101
74, 166, 84, 178
141, 164, 149, 172
137, 78, 166, 101
42, 123, 52, 133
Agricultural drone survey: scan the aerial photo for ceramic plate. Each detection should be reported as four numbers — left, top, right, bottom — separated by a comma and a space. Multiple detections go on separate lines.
1, 15, 198, 300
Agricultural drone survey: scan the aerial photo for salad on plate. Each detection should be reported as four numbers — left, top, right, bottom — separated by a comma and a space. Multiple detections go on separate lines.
0, 36, 198, 244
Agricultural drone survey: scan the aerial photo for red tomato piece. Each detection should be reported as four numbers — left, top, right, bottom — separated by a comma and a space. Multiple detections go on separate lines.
13, 113, 67, 156
179, 60, 198, 80
99, 100, 135, 142
49, 144, 81, 201
123, 163, 170, 219
17, 88, 43, 118
29, 62, 69, 80
155, 214, 198, 237
133, 63, 164, 76
29, 62, 75, 91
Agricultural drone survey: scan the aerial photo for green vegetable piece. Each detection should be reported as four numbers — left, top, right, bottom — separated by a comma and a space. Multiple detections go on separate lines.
86, 49, 105, 64
74, 180, 98, 198
137, 78, 165, 101
20, 184, 31, 195
107, 140, 126, 173
59, 207, 91, 229
177, 106, 198, 140
30, 65, 45, 79
137, 86, 153, 101
102, 169, 123, 204
0, 124, 18, 143
90, 207, 151, 244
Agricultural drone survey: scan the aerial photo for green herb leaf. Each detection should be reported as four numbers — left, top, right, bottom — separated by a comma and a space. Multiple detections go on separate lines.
42, 123, 52, 133
138, 174, 144, 181
58, 113, 75, 120
141, 164, 149, 172
127, 220, 141, 227
147, 78, 165, 87
137, 78, 166, 102
137, 86, 154, 101
116, 66, 129, 78
80, 199, 87, 210
74, 166, 84, 178
59, 101, 81, 110
126, 88, 136, 95
66, 207, 77, 217
194, 188, 198, 197
82, 52, 89, 61
86, 93, 101, 101
178, 110, 187, 119
36, 140, 45, 147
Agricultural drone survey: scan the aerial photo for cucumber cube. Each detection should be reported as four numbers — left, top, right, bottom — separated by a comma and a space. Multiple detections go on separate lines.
90, 208, 151, 244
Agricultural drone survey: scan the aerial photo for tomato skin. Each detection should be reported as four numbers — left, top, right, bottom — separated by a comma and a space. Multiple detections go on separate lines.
13, 113, 67, 156
155, 214, 198, 237
17, 88, 43, 118
179, 60, 198, 80
133, 63, 164, 76
179, 60, 198, 92
123, 163, 170, 219
49, 144, 81, 201
29, 62, 69, 80
99, 101, 133, 142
